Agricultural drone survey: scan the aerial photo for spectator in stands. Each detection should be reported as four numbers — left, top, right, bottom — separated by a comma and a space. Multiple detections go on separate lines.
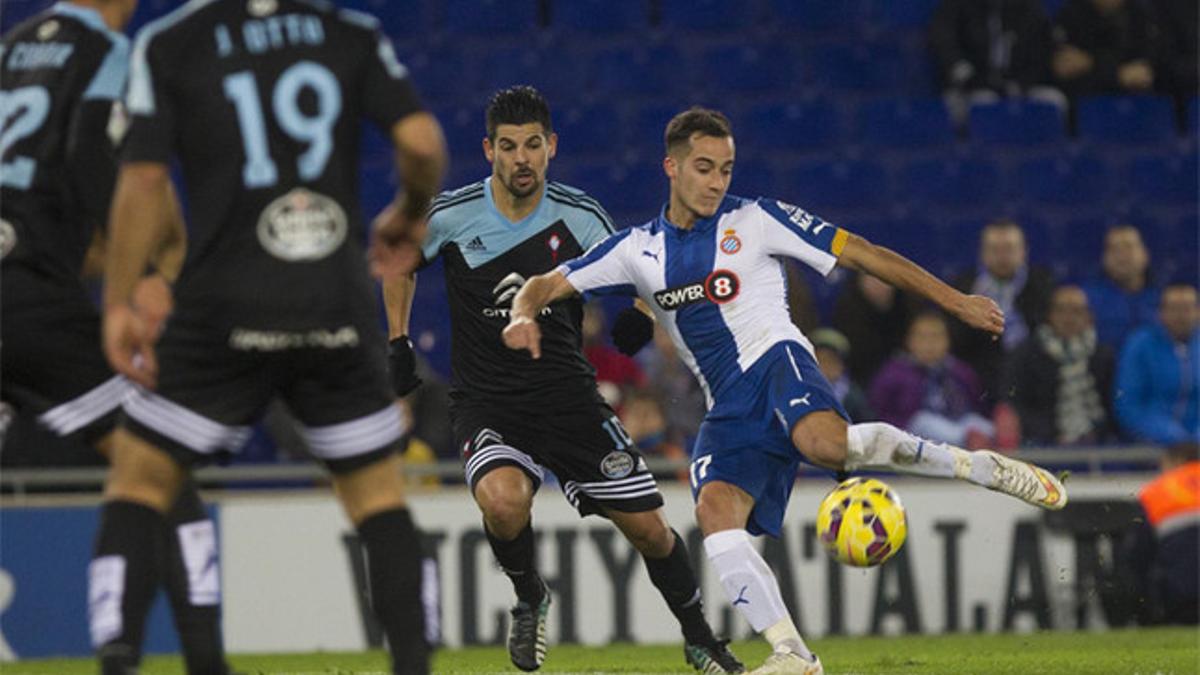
929, 0, 1066, 121
1117, 441, 1199, 625
583, 304, 646, 409
952, 219, 1056, 405
811, 328, 875, 423
1004, 285, 1116, 445
1148, 0, 1199, 113
1082, 225, 1161, 350
870, 312, 994, 447
1115, 283, 1200, 444
637, 325, 707, 443
620, 389, 689, 483
1052, 0, 1160, 98
832, 271, 922, 388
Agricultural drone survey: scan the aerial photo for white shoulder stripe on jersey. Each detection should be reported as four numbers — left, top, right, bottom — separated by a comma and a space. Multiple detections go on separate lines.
124, 389, 252, 453
38, 376, 131, 436
301, 405, 405, 459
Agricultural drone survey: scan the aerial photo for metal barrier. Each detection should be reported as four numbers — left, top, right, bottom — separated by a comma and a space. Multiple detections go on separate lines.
0, 446, 1164, 499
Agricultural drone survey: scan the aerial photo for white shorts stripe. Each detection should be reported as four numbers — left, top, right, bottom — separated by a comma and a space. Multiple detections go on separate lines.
571, 474, 657, 489
301, 405, 405, 460
124, 390, 251, 453
574, 478, 659, 496
39, 376, 131, 435
464, 445, 544, 485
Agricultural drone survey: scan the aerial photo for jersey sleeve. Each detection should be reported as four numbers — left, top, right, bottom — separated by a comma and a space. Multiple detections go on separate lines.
755, 198, 849, 277
354, 17, 424, 131
67, 34, 129, 233
122, 29, 174, 164
572, 199, 616, 249
556, 228, 638, 299
420, 209, 452, 263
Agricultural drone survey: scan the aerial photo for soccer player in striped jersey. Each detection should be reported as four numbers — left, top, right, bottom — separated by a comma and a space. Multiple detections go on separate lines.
504, 108, 1069, 675
0, 2, 232, 672
383, 87, 742, 673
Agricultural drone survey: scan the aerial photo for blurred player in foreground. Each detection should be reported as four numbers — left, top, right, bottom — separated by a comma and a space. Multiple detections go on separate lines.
383, 86, 741, 673
0, 1, 235, 671
92, 1, 445, 673
504, 107, 1068, 675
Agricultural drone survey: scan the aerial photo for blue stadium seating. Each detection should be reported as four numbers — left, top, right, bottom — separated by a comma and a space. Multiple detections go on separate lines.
550, 0, 648, 35
785, 158, 890, 212
342, 0, 426, 39
1190, 97, 1198, 135
473, 46, 544, 98
590, 45, 687, 99
626, 103, 680, 148
404, 48, 472, 103
441, 0, 538, 36
1127, 152, 1199, 205
739, 101, 844, 153
1077, 96, 1178, 145
764, 0, 870, 35
701, 45, 799, 96
555, 104, 622, 155
807, 43, 905, 93
731, 160, 778, 199
432, 105, 487, 160
1016, 155, 1112, 207
857, 97, 955, 148
872, 0, 942, 30
968, 99, 1066, 146
660, 0, 754, 33
900, 157, 1004, 209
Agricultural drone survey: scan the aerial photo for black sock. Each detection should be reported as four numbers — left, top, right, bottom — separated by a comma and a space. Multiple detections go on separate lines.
91, 500, 165, 675
162, 482, 229, 675
644, 529, 715, 645
357, 507, 429, 675
485, 521, 544, 604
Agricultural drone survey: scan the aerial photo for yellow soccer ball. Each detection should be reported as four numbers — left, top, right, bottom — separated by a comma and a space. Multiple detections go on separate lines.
816, 477, 907, 567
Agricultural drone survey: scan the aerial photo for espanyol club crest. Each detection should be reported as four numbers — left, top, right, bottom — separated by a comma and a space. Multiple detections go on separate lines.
600, 451, 635, 479
719, 229, 741, 254
547, 233, 562, 264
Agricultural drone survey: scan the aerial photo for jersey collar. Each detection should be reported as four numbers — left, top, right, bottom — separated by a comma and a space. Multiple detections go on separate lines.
53, 2, 111, 34
484, 176, 548, 230
657, 195, 743, 235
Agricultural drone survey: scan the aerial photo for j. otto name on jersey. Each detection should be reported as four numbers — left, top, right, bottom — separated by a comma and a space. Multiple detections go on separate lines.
482, 271, 551, 319
653, 269, 740, 310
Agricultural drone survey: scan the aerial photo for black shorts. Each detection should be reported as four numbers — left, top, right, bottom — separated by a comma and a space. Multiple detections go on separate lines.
453, 400, 664, 517
1, 265, 129, 445
121, 311, 402, 473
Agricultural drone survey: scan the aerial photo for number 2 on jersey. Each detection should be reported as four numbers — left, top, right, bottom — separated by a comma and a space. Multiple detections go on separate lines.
223, 61, 340, 188
0, 86, 50, 190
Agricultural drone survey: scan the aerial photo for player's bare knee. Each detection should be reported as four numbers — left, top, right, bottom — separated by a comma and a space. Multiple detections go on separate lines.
791, 413, 850, 470
612, 510, 674, 557
104, 430, 186, 512
475, 473, 533, 538
694, 482, 750, 535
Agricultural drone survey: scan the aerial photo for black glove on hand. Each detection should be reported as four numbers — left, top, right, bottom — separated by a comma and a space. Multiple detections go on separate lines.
387, 336, 423, 397
611, 307, 655, 356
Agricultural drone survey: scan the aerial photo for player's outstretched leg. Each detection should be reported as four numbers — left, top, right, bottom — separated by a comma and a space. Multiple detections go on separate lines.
476, 468, 547, 671
162, 482, 233, 675
610, 510, 744, 674
842, 422, 1067, 510
695, 484, 820, 675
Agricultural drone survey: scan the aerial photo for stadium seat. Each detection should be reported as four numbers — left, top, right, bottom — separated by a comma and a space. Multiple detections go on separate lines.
700, 45, 799, 96
1076, 96, 1177, 145
900, 157, 1004, 208
473, 46, 543, 97
590, 45, 687, 99
731, 160, 778, 198
432, 105, 487, 160
549, 0, 648, 35
660, 0, 753, 33
627, 103, 680, 148
441, 0, 538, 36
807, 43, 905, 93
341, 0, 426, 39
857, 97, 956, 149
555, 104, 622, 155
1015, 155, 1112, 207
1189, 97, 1198, 135
968, 99, 1066, 146
1127, 152, 1199, 205
783, 158, 889, 212
404, 48, 472, 103
764, 0, 869, 35
739, 101, 844, 153
872, 0, 942, 30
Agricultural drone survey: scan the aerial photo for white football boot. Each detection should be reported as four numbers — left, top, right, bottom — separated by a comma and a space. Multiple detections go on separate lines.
977, 450, 1068, 510
748, 651, 823, 675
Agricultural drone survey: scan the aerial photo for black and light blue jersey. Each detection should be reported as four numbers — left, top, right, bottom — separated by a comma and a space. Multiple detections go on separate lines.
122, 0, 423, 328
423, 177, 615, 405
0, 2, 129, 280
560, 194, 847, 407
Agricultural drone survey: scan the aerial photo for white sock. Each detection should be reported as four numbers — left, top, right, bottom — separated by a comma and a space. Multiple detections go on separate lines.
845, 422, 993, 486
703, 530, 813, 658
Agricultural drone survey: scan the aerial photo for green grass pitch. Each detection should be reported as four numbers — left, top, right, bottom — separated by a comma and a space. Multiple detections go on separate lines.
6, 627, 1198, 674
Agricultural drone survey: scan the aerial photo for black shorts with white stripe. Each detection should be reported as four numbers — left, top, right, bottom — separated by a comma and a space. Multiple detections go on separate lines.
1, 266, 128, 446
120, 311, 403, 473
453, 400, 664, 517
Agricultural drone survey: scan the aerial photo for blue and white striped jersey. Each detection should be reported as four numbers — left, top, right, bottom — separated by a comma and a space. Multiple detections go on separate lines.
559, 194, 848, 407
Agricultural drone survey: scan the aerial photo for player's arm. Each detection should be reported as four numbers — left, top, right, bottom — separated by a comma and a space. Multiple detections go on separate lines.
837, 233, 1004, 335
369, 115, 447, 280
102, 162, 178, 387
502, 271, 579, 359
382, 270, 422, 396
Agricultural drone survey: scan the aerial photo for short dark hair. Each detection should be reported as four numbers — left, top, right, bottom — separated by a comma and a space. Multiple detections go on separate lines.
664, 107, 732, 155
485, 86, 552, 140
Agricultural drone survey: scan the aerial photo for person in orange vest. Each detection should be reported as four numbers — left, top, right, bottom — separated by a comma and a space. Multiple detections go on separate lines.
1119, 441, 1200, 624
